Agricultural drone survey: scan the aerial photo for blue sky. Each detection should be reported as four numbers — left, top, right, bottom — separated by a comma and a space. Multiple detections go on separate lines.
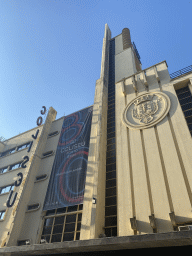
0, 0, 192, 139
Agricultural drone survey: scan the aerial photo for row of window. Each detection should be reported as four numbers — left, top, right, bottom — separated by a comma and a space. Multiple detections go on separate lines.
0, 150, 54, 175
0, 174, 47, 195
0, 162, 22, 174
105, 38, 117, 237
0, 142, 31, 158
0, 131, 59, 158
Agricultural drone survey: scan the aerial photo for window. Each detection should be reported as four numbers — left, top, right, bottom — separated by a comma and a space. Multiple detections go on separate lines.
0, 184, 14, 195
17, 142, 30, 151
27, 203, 40, 212
9, 162, 22, 171
17, 240, 30, 246
35, 174, 47, 182
0, 166, 9, 174
9, 148, 16, 154
0, 150, 10, 158
48, 131, 59, 138
0, 210, 5, 220
42, 151, 54, 158
40, 204, 83, 243
176, 85, 192, 135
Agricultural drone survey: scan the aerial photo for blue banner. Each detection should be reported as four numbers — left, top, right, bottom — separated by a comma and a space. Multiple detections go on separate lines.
43, 106, 93, 210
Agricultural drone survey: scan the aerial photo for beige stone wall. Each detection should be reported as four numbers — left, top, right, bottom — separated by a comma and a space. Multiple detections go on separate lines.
0, 107, 58, 247
116, 61, 192, 236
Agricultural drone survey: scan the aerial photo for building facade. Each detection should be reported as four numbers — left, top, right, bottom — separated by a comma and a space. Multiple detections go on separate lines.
1, 24, 192, 254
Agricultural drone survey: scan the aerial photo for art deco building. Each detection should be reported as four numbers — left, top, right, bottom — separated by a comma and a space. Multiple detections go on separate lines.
1, 24, 192, 255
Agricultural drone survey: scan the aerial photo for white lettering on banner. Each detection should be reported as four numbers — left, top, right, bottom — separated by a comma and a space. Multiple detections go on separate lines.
60, 141, 85, 154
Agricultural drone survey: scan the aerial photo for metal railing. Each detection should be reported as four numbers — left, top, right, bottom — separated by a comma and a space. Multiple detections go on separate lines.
170, 65, 192, 79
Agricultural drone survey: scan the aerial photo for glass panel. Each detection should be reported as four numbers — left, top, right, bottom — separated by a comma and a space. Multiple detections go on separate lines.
41, 235, 50, 243
186, 116, 192, 124
105, 206, 117, 217
107, 137, 115, 146
106, 187, 116, 197
106, 163, 116, 172
65, 214, 76, 224
0, 167, 8, 174
176, 86, 189, 94
77, 213, 82, 222
76, 232, 80, 240
79, 204, 83, 210
181, 102, 192, 111
67, 205, 78, 212
42, 226, 52, 235
64, 222, 76, 233
106, 150, 116, 159
106, 178, 116, 188
51, 234, 62, 243
0, 211, 5, 220
105, 228, 111, 237
184, 109, 192, 118
111, 227, 117, 236
54, 216, 65, 225
105, 196, 116, 206
53, 225, 63, 234
179, 96, 192, 105
77, 222, 81, 231
44, 218, 54, 226
63, 232, 74, 242
46, 209, 56, 216
57, 207, 67, 214
177, 91, 191, 100
106, 171, 116, 180
9, 148, 16, 154
105, 216, 117, 227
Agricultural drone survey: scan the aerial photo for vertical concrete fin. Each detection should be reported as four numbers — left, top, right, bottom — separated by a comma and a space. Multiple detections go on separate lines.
100, 24, 111, 80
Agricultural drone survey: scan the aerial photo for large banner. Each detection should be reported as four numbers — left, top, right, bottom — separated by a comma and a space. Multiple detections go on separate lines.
43, 106, 93, 210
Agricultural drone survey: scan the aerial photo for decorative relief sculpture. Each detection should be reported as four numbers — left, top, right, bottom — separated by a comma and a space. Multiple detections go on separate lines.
123, 92, 171, 129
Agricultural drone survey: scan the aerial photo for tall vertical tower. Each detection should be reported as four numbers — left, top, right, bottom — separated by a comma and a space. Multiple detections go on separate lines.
81, 24, 143, 239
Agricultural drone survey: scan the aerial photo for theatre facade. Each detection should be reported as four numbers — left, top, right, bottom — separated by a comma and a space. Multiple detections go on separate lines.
1, 24, 192, 254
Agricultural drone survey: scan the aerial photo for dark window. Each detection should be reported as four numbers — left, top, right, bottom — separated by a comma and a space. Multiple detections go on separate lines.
27, 203, 40, 211
106, 163, 116, 172
42, 151, 54, 158
9, 162, 22, 171
106, 170, 116, 180
17, 143, 30, 151
0, 166, 9, 174
0, 210, 5, 220
105, 196, 116, 206
176, 86, 192, 135
106, 150, 116, 159
107, 132, 115, 139
17, 240, 30, 246
41, 204, 82, 243
0, 184, 14, 195
106, 178, 116, 188
48, 131, 59, 138
105, 38, 117, 237
35, 174, 47, 182
106, 187, 116, 197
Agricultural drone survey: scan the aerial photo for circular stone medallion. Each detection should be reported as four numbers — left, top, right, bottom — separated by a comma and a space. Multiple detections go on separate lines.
123, 92, 171, 129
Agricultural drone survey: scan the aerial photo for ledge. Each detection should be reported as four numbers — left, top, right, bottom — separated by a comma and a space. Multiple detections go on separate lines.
1, 231, 192, 255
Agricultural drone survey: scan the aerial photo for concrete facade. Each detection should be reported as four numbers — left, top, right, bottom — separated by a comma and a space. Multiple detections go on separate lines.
0, 24, 192, 254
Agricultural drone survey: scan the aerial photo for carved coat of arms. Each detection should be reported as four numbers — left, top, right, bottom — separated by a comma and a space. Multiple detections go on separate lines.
123, 92, 171, 130
132, 95, 160, 124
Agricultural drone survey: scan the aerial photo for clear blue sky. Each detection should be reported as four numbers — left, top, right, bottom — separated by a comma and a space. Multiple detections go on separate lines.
0, 0, 192, 140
